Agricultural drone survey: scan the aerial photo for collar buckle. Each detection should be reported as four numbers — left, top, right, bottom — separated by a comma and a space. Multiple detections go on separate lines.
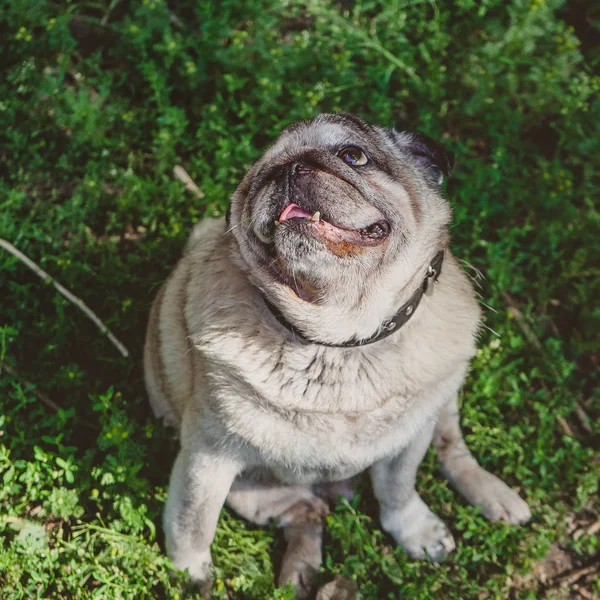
424, 252, 443, 296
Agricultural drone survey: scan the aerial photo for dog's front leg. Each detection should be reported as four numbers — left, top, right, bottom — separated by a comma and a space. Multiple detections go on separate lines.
164, 446, 240, 590
433, 395, 531, 524
370, 422, 455, 562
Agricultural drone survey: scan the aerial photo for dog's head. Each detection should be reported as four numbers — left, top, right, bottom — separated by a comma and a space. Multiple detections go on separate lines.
229, 113, 453, 344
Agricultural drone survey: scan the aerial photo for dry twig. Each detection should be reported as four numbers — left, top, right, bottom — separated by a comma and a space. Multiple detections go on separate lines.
503, 292, 543, 352
173, 165, 205, 199
0, 238, 129, 358
1, 363, 97, 429
558, 565, 597, 587
556, 415, 575, 437
586, 520, 600, 536
1, 363, 61, 412
574, 401, 593, 433
574, 519, 600, 541
169, 12, 186, 30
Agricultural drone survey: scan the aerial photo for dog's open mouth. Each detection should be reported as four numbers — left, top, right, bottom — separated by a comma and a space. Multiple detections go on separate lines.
275, 203, 390, 247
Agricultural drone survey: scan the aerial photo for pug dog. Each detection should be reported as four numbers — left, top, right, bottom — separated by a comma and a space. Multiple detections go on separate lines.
144, 113, 531, 598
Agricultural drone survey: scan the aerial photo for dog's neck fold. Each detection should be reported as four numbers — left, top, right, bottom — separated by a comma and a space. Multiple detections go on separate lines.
230, 231, 448, 347
261, 250, 445, 347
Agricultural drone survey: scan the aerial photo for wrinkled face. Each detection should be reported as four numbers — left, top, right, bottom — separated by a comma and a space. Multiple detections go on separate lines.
230, 113, 453, 303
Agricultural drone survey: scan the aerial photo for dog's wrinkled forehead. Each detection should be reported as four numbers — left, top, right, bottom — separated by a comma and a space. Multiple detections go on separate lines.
264, 113, 374, 158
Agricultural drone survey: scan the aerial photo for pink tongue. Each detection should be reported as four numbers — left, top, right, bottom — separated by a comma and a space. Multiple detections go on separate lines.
279, 203, 313, 222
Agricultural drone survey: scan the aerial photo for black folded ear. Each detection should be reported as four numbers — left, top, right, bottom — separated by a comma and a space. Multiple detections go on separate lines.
406, 132, 454, 185
387, 129, 454, 186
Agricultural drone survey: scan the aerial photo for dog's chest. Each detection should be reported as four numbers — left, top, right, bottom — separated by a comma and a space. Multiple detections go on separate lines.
257, 342, 410, 412
212, 330, 427, 414
202, 329, 458, 481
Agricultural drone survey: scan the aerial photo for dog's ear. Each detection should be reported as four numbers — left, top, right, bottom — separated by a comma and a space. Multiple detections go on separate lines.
407, 132, 454, 184
387, 129, 454, 185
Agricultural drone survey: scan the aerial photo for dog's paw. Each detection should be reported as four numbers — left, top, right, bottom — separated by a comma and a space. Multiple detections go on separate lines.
465, 468, 532, 525
171, 548, 213, 594
279, 557, 320, 600
397, 512, 456, 562
316, 575, 359, 600
279, 512, 324, 599
381, 494, 456, 563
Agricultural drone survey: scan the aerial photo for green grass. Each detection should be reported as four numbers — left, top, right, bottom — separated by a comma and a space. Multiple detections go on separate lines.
1, 0, 599, 598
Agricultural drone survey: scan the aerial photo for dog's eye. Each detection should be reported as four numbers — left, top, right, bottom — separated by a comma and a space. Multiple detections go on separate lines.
338, 146, 368, 166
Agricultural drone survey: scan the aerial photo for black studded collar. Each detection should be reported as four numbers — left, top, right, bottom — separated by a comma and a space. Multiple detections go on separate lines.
263, 250, 445, 347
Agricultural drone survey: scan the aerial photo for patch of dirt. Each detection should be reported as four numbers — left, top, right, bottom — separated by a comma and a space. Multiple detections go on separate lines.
316, 575, 359, 600
515, 541, 599, 599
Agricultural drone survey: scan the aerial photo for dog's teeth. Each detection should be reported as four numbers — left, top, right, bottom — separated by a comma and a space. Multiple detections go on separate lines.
311, 211, 321, 222
274, 220, 280, 226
